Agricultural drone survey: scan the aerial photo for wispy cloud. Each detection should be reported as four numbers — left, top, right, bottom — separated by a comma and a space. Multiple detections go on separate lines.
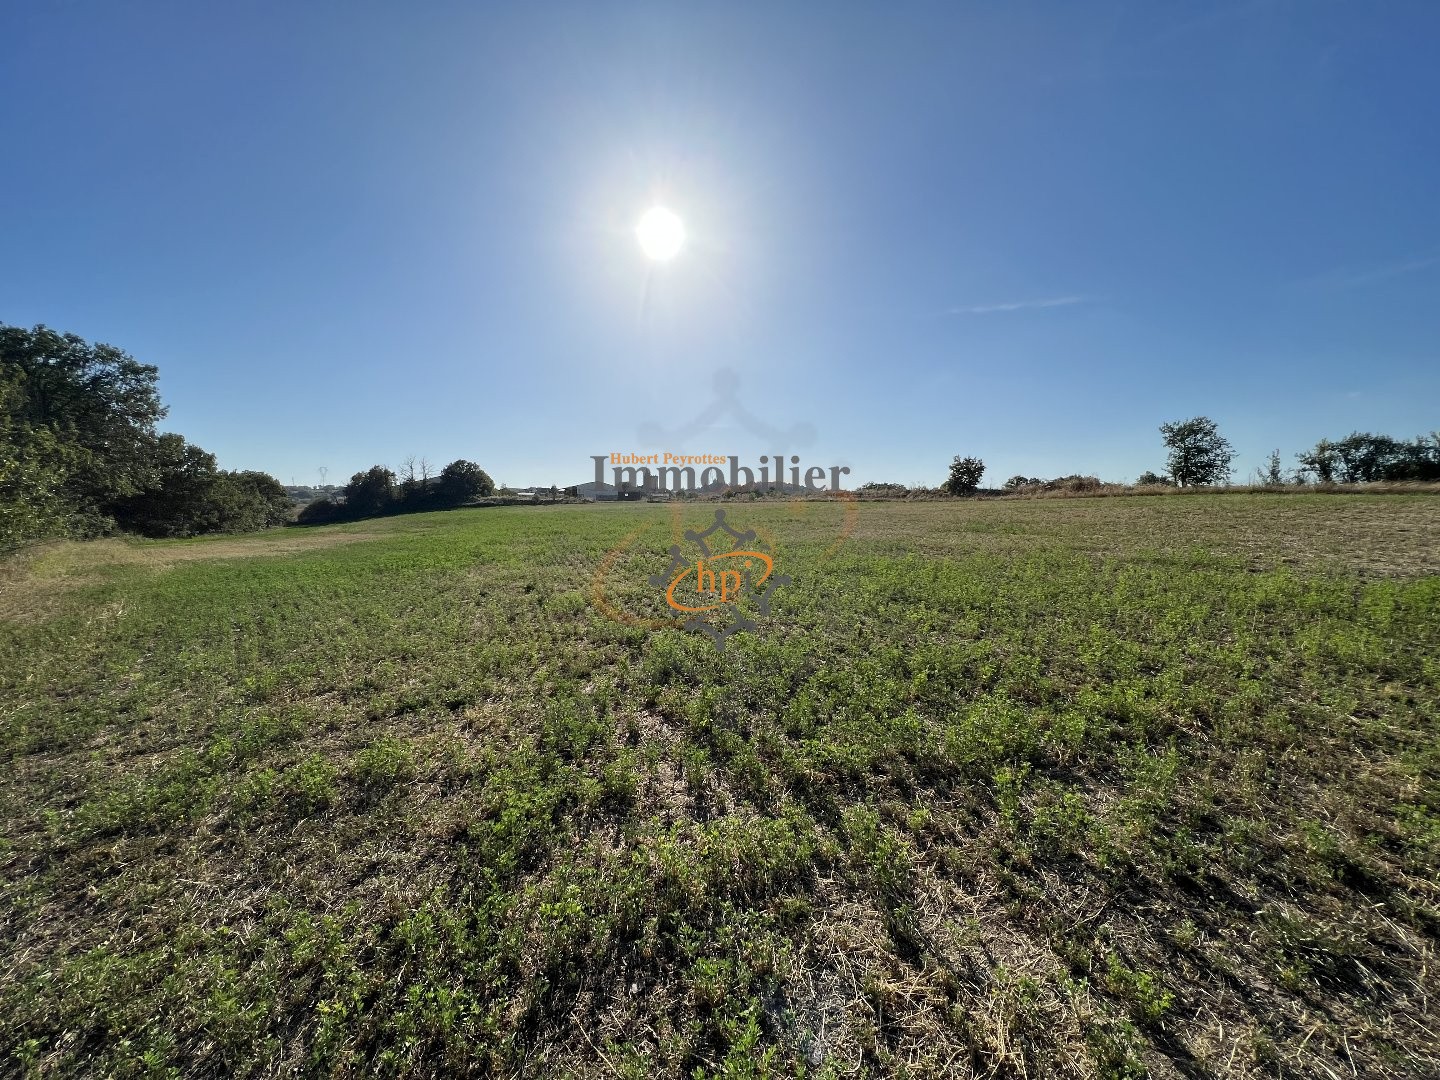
949, 296, 1086, 315
1301, 254, 1440, 291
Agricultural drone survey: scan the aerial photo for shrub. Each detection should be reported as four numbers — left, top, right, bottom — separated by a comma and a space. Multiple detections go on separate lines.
857, 482, 911, 498
296, 497, 345, 525
1043, 474, 1103, 493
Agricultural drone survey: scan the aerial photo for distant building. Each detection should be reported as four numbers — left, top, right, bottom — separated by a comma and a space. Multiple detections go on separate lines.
566, 481, 618, 501
567, 475, 657, 500
615, 473, 660, 501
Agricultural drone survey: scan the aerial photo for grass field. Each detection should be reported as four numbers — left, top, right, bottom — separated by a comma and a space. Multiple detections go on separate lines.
2, 495, 1438, 1079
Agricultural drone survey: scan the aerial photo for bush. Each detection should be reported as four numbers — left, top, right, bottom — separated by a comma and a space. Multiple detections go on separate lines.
1042, 474, 1103, 493
857, 482, 912, 498
296, 497, 346, 525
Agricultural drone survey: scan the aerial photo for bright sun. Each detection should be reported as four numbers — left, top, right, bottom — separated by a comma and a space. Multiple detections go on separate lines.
636, 206, 685, 262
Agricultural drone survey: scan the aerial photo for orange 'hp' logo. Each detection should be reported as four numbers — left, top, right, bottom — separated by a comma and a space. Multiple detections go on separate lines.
648, 509, 789, 648
665, 551, 774, 612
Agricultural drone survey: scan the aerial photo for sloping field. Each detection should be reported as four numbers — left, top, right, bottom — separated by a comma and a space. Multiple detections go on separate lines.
2, 495, 1438, 1078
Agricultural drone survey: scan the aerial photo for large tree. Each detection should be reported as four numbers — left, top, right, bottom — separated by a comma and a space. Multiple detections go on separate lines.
2, 323, 290, 542
942, 456, 985, 496
108, 436, 294, 538
110, 433, 221, 537
1, 324, 167, 526
0, 376, 77, 548
343, 466, 398, 517
211, 471, 292, 532
436, 459, 495, 505
1159, 417, 1234, 487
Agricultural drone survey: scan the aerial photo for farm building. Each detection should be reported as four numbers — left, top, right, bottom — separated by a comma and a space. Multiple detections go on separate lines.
565, 481, 619, 501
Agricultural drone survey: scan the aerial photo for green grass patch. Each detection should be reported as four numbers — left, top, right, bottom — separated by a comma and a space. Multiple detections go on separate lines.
1, 496, 1438, 1076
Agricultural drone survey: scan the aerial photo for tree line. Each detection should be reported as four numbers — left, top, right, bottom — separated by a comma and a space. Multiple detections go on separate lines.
5, 321, 1432, 553
296, 460, 494, 524
1, 324, 291, 550
0, 323, 507, 549
935, 415, 1439, 496
1137, 417, 1439, 487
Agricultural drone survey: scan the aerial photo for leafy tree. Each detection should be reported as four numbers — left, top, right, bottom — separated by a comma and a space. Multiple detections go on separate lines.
109, 437, 294, 538
1135, 471, 1174, 486
942, 456, 985, 496
1003, 475, 1042, 490
1159, 417, 1234, 487
0, 377, 76, 549
2, 323, 290, 542
436, 460, 494, 506
1, 323, 167, 528
1297, 432, 1440, 483
210, 471, 292, 532
1334, 433, 1399, 483
1403, 433, 1440, 481
343, 466, 398, 517
1296, 438, 1337, 483
110, 433, 222, 537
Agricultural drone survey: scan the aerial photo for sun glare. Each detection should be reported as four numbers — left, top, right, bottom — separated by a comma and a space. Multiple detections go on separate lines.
636, 206, 685, 262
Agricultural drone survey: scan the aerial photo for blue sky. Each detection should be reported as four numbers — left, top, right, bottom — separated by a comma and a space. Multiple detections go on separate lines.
3, 1, 1437, 488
